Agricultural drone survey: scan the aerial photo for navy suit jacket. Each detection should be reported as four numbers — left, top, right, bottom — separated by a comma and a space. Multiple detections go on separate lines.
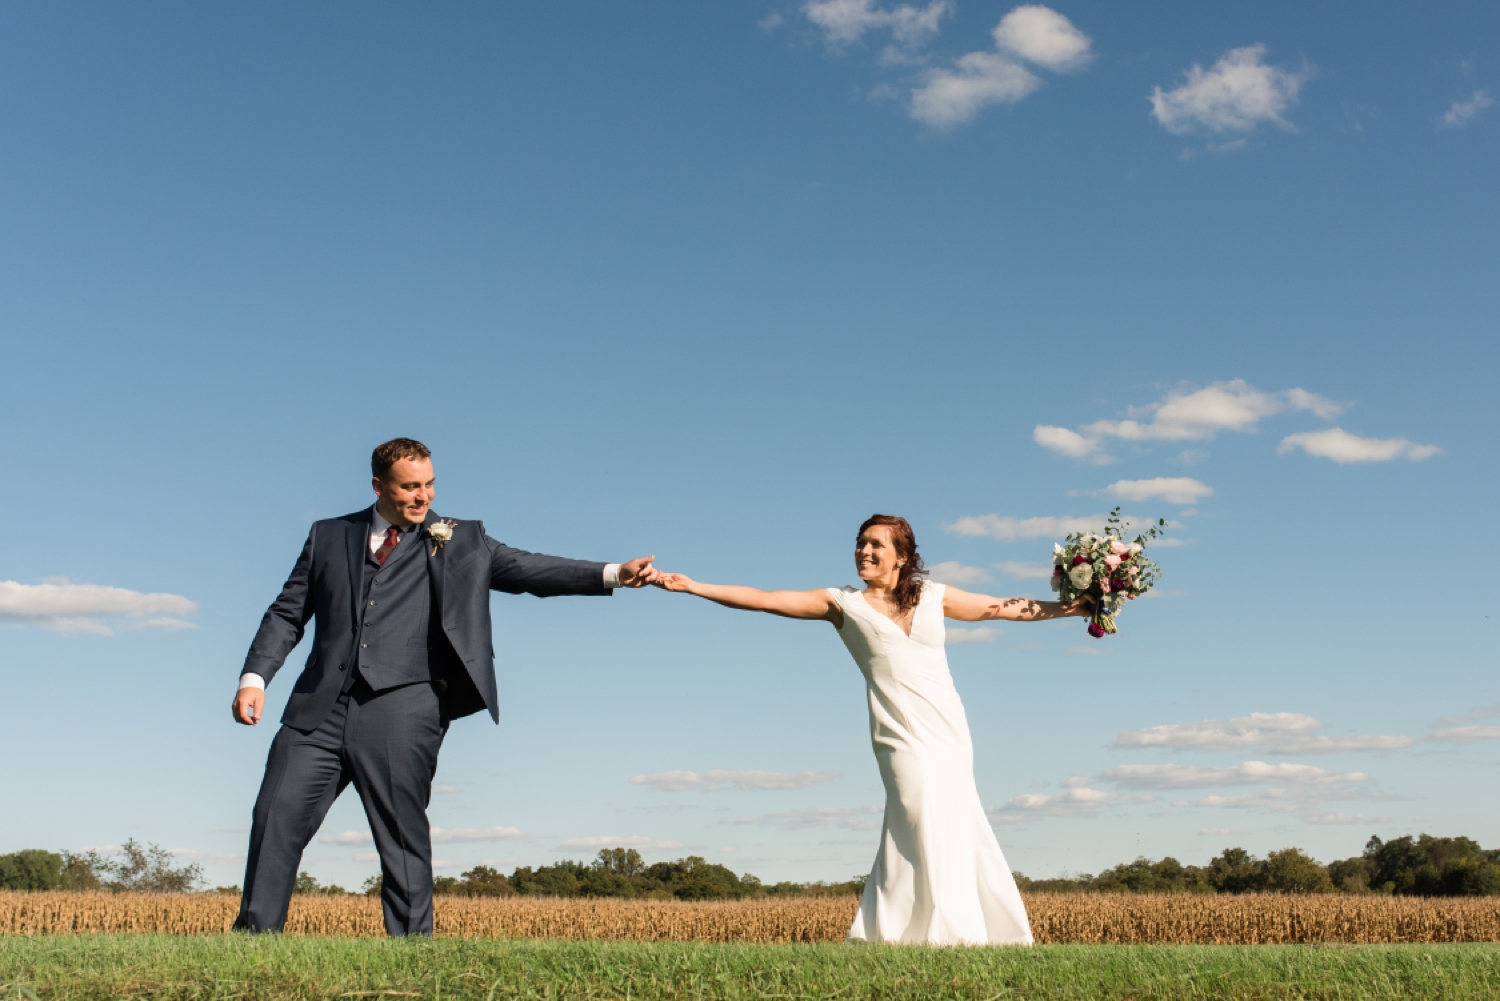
243, 507, 609, 729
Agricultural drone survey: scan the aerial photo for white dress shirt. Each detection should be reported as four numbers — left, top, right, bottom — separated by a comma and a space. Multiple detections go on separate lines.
237, 509, 622, 691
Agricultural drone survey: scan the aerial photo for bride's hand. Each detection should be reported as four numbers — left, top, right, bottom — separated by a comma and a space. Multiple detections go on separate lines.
652, 572, 695, 592
1065, 595, 1096, 617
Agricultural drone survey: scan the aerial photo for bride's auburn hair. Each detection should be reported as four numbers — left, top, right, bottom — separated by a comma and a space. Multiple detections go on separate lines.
858, 514, 929, 614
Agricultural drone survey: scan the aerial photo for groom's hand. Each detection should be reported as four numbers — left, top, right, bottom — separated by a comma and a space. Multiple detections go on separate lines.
617, 555, 659, 588
233, 687, 265, 726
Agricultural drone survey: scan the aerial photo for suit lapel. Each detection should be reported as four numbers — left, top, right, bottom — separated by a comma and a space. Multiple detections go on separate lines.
347, 507, 373, 625
423, 509, 446, 622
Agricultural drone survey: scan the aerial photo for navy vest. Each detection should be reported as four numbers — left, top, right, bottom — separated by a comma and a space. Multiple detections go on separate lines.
348, 527, 451, 692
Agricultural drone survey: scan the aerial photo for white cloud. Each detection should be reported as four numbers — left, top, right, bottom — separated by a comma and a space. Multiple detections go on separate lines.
758, 10, 785, 31
945, 513, 1108, 541
1199, 828, 1248, 836
992, 5, 1092, 72
430, 826, 527, 844
1103, 477, 1213, 505
908, 5, 1090, 128
1112, 713, 1414, 755
802, 0, 951, 48
353, 852, 379, 862
326, 825, 526, 846
1101, 761, 1368, 790
319, 830, 373, 846
0, 579, 198, 635
1439, 90, 1493, 128
910, 51, 1040, 127
1304, 812, 1388, 825
995, 561, 1054, 579
728, 806, 883, 830
556, 835, 684, 853
631, 769, 839, 792
989, 785, 1152, 824
928, 561, 992, 585
1431, 726, 1500, 744
1277, 428, 1440, 464
1150, 45, 1309, 135
1068, 646, 1109, 656
433, 784, 461, 795
946, 626, 1000, 645
1035, 381, 1342, 461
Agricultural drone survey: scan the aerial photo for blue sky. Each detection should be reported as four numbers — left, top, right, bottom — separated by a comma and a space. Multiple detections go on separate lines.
1, 0, 1496, 889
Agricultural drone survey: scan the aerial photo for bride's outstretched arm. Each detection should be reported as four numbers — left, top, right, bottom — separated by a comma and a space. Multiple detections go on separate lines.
652, 573, 843, 625
942, 585, 1092, 623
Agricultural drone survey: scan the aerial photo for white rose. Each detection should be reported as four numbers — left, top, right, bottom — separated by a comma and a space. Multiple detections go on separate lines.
1067, 563, 1094, 590
1053, 544, 1068, 565
428, 521, 454, 542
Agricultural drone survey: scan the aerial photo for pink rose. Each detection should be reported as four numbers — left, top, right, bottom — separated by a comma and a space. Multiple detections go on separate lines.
1100, 580, 1111, 593
1105, 554, 1122, 569
1111, 541, 1129, 556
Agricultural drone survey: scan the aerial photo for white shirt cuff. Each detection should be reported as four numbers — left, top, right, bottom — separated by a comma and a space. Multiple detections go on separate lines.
603, 564, 622, 588
238, 673, 265, 691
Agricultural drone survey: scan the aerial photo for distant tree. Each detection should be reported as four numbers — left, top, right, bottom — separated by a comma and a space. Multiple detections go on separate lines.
362, 875, 382, 897
1205, 848, 1268, 894
59, 851, 107, 891
452, 865, 514, 897
1263, 848, 1333, 894
1360, 835, 1500, 897
293, 871, 348, 895
595, 848, 645, 877
1093, 857, 1214, 895
432, 876, 459, 895
0, 850, 66, 891
214, 885, 241, 896
1327, 857, 1373, 894
94, 840, 202, 894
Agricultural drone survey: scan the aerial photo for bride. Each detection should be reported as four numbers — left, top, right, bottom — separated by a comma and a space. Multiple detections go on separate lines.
652, 514, 1093, 946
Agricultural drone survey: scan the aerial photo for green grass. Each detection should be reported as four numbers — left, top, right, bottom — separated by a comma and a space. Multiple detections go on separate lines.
1, 936, 1498, 1000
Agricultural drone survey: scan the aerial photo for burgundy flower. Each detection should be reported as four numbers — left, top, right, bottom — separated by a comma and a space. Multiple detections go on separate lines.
1053, 565, 1064, 577
1072, 554, 1086, 566
1087, 622, 1106, 638
1111, 578, 1127, 591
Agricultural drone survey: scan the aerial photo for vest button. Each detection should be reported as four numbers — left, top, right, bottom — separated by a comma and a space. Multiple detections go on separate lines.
361, 643, 367, 649
338, 662, 347, 671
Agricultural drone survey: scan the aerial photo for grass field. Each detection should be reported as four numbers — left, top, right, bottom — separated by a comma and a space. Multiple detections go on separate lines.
3, 936, 1500, 1000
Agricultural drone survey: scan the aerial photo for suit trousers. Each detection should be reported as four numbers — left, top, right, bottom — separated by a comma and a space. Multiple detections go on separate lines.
234, 678, 449, 936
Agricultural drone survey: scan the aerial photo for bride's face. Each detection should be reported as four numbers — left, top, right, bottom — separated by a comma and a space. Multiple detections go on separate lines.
855, 526, 901, 582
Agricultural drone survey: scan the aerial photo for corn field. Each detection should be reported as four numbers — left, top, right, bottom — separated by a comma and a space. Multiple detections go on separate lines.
3, 891, 1500, 944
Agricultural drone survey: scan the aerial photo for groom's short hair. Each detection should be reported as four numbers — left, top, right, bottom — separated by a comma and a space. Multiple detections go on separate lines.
372, 438, 432, 480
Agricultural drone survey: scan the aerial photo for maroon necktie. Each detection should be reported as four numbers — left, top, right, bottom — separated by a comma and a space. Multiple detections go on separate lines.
374, 526, 399, 565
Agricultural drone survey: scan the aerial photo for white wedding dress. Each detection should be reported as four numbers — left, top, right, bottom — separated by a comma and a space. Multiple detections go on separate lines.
829, 580, 1033, 946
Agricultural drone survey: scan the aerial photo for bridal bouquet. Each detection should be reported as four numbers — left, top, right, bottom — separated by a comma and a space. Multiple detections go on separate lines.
1051, 508, 1166, 637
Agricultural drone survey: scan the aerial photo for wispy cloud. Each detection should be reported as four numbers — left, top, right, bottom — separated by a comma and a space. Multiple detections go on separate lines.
1034, 381, 1341, 461
727, 806, 883, 830
927, 561, 992, 585
1439, 90, 1492, 128
0, 579, 198, 635
945, 513, 1108, 541
556, 835, 684, 853
1102, 477, 1213, 505
1430, 726, 1500, 744
431, 826, 528, 844
1101, 761, 1368, 790
321, 825, 527, 847
1150, 45, 1309, 135
1277, 428, 1440, 464
909, 5, 1090, 128
631, 769, 839, 792
802, 0, 951, 50
1112, 713, 1414, 755
989, 779, 1153, 824
995, 561, 1054, 579
946, 625, 1000, 645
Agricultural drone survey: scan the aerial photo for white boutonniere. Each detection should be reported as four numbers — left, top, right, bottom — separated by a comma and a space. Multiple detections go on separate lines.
428, 519, 457, 556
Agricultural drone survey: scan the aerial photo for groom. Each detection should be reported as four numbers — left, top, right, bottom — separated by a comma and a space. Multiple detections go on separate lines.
229, 438, 657, 935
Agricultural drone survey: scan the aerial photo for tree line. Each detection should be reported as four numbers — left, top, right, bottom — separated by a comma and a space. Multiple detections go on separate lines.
1013, 835, 1500, 896
6, 833, 1498, 898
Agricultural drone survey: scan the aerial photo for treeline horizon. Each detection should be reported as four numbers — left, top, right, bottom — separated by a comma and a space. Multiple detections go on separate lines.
4, 833, 1498, 899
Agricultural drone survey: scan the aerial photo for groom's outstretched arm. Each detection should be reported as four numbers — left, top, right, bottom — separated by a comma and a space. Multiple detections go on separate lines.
481, 523, 652, 596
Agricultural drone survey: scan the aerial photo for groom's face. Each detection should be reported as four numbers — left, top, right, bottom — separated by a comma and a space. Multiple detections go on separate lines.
373, 457, 435, 528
